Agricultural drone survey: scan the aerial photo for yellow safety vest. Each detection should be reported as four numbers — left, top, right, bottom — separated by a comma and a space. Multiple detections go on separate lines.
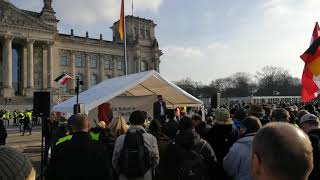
4, 112, 10, 119
19, 113, 25, 119
55, 135, 73, 146
90, 132, 100, 141
26, 112, 32, 121
55, 133, 100, 146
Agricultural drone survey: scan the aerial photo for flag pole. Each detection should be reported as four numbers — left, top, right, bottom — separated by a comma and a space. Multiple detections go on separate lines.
132, 0, 134, 16
124, 4, 128, 75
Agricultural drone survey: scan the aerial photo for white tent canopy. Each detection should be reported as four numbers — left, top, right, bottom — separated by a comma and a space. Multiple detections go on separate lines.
52, 70, 203, 114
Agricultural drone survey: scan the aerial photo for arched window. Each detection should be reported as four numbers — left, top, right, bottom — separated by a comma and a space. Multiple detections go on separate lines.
75, 73, 83, 92
140, 26, 145, 38
104, 55, 112, 69
134, 26, 139, 39
117, 58, 124, 70
59, 71, 69, 93
76, 53, 85, 67
60, 52, 69, 66
91, 74, 97, 87
146, 28, 150, 38
140, 61, 148, 72
105, 74, 111, 79
91, 55, 98, 68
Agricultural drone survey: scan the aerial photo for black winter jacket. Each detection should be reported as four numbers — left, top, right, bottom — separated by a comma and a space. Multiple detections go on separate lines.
0, 121, 7, 145
163, 119, 179, 140
163, 130, 217, 180
195, 121, 211, 140
207, 124, 239, 166
308, 128, 320, 180
46, 132, 111, 180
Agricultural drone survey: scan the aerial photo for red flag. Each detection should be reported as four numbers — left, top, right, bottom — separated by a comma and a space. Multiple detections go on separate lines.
118, 0, 124, 41
300, 22, 320, 102
310, 22, 320, 45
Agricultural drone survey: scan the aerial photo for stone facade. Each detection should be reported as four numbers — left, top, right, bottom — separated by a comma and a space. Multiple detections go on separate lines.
0, 0, 162, 101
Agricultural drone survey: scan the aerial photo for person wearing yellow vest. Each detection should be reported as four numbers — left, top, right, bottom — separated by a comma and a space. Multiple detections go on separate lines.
46, 114, 111, 180
22, 111, 32, 136
18, 111, 25, 132
3, 110, 11, 126
13, 110, 18, 126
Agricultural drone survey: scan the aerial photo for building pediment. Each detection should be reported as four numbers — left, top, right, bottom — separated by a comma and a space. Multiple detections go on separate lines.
0, 1, 55, 34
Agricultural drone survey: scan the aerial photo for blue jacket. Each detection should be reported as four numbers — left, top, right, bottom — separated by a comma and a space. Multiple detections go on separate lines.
223, 133, 255, 180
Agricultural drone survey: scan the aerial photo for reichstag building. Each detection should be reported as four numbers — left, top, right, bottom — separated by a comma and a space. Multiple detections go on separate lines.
0, 0, 162, 103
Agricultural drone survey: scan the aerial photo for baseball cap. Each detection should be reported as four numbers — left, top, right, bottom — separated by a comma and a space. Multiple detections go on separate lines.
300, 114, 319, 124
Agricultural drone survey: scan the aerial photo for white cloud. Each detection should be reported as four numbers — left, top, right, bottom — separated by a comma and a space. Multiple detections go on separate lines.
11, 0, 163, 25
163, 46, 204, 60
160, 0, 320, 83
56, 0, 162, 24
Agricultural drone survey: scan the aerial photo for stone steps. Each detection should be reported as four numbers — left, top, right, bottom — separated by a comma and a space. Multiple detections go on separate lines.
0, 96, 33, 110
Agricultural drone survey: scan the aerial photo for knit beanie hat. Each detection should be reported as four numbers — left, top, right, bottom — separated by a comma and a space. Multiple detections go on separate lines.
0, 146, 34, 180
215, 108, 233, 125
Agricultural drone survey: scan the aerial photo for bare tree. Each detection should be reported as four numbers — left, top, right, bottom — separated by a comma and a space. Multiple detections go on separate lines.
174, 66, 301, 99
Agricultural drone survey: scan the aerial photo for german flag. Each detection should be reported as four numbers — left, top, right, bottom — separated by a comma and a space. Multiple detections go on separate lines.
54, 73, 74, 86
118, 0, 124, 41
300, 22, 320, 102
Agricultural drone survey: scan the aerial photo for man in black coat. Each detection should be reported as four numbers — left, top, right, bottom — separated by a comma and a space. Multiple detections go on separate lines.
46, 114, 111, 180
163, 116, 217, 180
0, 120, 7, 145
153, 95, 167, 124
192, 114, 211, 140
43, 115, 59, 166
300, 113, 320, 180
163, 109, 179, 140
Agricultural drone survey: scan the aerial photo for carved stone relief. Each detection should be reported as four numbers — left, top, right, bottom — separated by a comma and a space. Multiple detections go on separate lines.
0, 3, 53, 32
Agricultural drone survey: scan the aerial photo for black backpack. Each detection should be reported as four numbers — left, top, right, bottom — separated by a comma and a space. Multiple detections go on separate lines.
120, 130, 151, 178
176, 141, 210, 180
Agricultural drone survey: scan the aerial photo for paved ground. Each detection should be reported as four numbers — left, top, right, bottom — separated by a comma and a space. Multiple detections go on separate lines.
6, 126, 43, 179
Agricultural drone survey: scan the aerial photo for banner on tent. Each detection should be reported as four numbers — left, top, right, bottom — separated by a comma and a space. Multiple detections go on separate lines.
89, 95, 157, 122
109, 95, 157, 121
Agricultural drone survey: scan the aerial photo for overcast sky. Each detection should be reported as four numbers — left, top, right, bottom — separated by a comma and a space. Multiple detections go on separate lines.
10, 0, 320, 83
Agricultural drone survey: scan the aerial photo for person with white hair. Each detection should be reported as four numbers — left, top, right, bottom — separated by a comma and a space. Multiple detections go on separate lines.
109, 116, 129, 139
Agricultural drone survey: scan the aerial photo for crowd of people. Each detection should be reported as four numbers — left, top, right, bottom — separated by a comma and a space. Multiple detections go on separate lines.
1, 96, 320, 180
0, 109, 37, 137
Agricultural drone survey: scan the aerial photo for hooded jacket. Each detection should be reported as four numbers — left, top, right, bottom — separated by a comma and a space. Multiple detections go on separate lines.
112, 125, 159, 180
223, 133, 255, 180
207, 123, 239, 166
163, 130, 217, 180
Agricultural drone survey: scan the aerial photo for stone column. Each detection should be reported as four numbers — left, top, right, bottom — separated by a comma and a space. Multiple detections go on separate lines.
156, 60, 160, 73
137, 58, 141, 73
154, 52, 160, 72
47, 42, 54, 90
2, 35, 14, 97
99, 54, 105, 82
42, 47, 48, 90
112, 56, 117, 77
85, 53, 91, 89
22, 47, 28, 95
26, 39, 35, 97
69, 51, 76, 91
